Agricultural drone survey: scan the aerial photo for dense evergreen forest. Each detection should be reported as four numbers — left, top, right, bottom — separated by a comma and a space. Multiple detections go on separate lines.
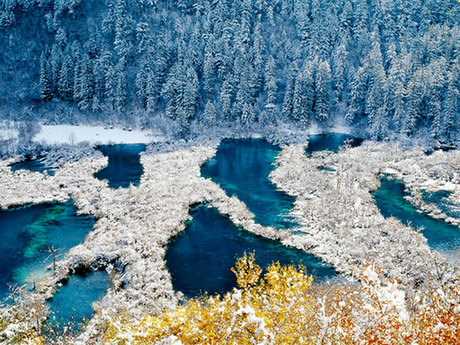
0, 0, 459, 140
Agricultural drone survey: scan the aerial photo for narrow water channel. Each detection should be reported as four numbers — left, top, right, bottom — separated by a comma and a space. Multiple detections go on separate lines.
95, 144, 146, 188
201, 139, 297, 229
166, 205, 336, 298
374, 176, 459, 261
10, 156, 54, 175
0, 201, 95, 299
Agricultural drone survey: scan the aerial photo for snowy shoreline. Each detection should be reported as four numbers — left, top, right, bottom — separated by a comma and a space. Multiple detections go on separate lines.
0, 139, 458, 343
270, 142, 459, 287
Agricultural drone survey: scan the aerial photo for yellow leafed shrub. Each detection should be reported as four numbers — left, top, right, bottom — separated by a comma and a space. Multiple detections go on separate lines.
102, 253, 460, 345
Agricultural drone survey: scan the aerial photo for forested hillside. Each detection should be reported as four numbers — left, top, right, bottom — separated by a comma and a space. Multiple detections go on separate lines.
0, 0, 459, 140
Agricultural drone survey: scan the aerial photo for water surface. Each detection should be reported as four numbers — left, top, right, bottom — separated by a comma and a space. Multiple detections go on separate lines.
0, 201, 95, 299
422, 190, 459, 219
95, 144, 146, 188
374, 176, 459, 260
10, 156, 55, 175
305, 133, 363, 155
201, 139, 297, 229
47, 270, 110, 331
166, 205, 335, 297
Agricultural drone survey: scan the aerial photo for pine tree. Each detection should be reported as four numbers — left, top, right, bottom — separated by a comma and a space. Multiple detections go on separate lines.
331, 42, 347, 105
220, 77, 234, 121
181, 66, 200, 125
76, 53, 94, 111
262, 55, 278, 125
443, 67, 459, 140
292, 62, 314, 127
282, 63, 299, 120
203, 99, 217, 125
57, 51, 74, 101
114, 57, 127, 111
40, 53, 53, 102
314, 60, 331, 122
114, 0, 134, 60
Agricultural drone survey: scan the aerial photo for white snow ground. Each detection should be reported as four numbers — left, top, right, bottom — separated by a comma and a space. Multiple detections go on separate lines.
34, 124, 164, 145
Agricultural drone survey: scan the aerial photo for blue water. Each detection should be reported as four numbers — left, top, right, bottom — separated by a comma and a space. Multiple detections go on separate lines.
305, 133, 363, 155
47, 270, 110, 331
166, 205, 336, 297
0, 201, 95, 300
95, 144, 146, 188
374, 177, 459, 259
422, 190, 460, 219
201, 139, 297, 229
10, 156, 55, 175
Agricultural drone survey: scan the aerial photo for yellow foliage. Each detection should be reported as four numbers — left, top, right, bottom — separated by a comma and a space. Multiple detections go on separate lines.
102, 255, 460, 345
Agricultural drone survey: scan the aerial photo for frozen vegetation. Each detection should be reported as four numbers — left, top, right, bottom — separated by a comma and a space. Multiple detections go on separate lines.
270, 141, 459, 289
0, 138, 458, 343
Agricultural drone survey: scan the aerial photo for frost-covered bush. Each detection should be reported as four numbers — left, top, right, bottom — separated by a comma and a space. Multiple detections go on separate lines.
102, 254, 460, 345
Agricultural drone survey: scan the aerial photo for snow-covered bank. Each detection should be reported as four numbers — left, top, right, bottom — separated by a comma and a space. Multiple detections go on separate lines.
0, 144, 303, 343
34, 124, 164, 145
1, 139, 458, 343
270, 142, 459, 290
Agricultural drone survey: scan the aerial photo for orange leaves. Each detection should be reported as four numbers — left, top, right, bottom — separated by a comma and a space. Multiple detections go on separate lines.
102, 257, 460, 345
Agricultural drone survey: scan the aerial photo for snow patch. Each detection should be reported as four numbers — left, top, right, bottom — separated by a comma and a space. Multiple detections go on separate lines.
34, 124, 164, 145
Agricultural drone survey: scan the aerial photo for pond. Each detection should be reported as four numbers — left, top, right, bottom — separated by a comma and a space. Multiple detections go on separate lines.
373, 176, 459, 261
47, 270, 110, 332
0, 201, 95, 300
201, 139, 297, 229
305, 133, 363, 155
166, 205, 336, 298
95, 144, 146, 189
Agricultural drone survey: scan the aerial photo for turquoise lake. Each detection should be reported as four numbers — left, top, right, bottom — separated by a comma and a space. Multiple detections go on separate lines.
374, 176, 459, 260
0, 201, 95, 300
47, 270, 110, 332
0, 201, 108, 332
201, 138, 297, 229
95, 144, 146, 188
166, 205, 336, 297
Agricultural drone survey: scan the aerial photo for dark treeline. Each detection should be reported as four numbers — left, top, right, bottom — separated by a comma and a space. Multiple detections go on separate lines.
0, 0, 459, 140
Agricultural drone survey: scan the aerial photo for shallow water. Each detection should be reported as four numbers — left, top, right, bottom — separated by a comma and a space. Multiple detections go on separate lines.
0, 201, 95, 300
95, 144, 146, 188
47, 270, 110, 331
201, 139, 297, 229
305, 133, 363, 155
166, 205, 336, 298
374, 177, 459, 260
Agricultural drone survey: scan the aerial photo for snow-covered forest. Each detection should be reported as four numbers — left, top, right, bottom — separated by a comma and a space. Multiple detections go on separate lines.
0, 0, 459, 141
